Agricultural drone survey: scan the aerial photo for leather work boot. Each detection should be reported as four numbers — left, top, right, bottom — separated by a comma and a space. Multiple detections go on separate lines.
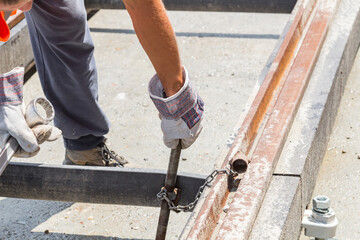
63, 140, 128, 167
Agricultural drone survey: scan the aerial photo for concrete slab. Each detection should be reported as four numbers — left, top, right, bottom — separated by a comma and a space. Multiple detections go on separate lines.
300, 35, 360, 240
0, 10, 289, 239
250, 0, 360, 239
249, 176, 302, 240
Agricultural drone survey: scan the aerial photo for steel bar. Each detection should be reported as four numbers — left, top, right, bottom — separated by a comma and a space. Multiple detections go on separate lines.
0, 19, 33, 73
0, 162, 205, 207
216, 0, 338, 239
156, 143, 182, 240
181, 0, 318, 239
0, 138, 18, 176
84, 0, 297, 13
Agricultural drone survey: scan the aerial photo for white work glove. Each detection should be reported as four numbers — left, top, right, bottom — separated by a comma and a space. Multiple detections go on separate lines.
0, 67, 61, 158
149, 66, 204, 149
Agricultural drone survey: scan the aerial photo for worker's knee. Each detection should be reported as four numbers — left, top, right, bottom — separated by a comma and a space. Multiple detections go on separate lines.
31, 1, 87, 28
28, 1, 90, 49
63, 3, 87, 27
50, 2, 88, 39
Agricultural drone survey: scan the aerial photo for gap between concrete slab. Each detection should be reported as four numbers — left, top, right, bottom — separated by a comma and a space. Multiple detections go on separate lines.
249, 175, 301, 240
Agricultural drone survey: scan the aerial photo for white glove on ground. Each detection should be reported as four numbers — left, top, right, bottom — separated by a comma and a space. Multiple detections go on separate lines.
149, 67, 204, 149
0, 67, 61, 158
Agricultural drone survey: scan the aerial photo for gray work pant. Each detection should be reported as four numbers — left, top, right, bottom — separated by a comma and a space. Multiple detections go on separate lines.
25, 0, 110, 150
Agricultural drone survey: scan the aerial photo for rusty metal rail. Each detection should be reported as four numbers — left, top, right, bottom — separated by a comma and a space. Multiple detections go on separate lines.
216, 1, 338, 239
180, 0, 316, 237
180, 0, 339, 239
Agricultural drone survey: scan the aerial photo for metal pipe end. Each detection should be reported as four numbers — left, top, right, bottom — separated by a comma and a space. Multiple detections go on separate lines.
230, 151, 248, 174
25, 97, 55, 127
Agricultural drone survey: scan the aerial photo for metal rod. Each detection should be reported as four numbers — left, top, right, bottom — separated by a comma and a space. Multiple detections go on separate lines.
0, 138, 19, 176
84, 0, 297, 13
156, 142, 182, 240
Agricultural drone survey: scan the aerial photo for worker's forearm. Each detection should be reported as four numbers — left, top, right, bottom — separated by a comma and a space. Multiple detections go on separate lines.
123, 0, 183, 96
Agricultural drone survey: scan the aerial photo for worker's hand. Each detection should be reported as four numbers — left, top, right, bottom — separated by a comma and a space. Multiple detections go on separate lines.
0, 67, 61, 158
149, 67, 204, 149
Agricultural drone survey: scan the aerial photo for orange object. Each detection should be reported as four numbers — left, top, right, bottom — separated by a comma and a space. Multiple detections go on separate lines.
0, 10, 17, 42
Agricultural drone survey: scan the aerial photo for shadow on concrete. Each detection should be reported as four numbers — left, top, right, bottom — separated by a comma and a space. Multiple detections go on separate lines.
0, 198, 72, 238
0, 198, 153, 239
90, 27, 280, 39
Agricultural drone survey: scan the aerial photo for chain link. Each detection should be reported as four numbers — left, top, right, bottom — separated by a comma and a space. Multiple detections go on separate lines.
157, 167, 236, 212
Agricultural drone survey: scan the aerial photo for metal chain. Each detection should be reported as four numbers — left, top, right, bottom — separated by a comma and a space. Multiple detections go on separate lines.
99, 140, 125, 167
157, 167, 235, 212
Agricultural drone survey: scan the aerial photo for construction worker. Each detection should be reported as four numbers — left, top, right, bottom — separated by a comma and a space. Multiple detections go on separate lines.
0, 0, 204, 166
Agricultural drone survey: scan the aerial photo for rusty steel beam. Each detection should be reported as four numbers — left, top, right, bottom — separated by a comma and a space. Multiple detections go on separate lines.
180, 0, 319, 239
84, 0, 297, 13
216, 0, 338, 238
178, 0, 343, 238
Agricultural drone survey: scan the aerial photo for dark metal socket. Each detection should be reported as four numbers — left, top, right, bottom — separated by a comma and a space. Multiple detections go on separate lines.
230, 151, 248, 174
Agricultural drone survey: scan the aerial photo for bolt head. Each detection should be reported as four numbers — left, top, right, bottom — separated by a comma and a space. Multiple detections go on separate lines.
313, 195, 331, 210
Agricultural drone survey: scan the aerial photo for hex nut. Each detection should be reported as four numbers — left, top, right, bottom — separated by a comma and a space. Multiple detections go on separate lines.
311, 208, 336, 224
313, 195, 331, 210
